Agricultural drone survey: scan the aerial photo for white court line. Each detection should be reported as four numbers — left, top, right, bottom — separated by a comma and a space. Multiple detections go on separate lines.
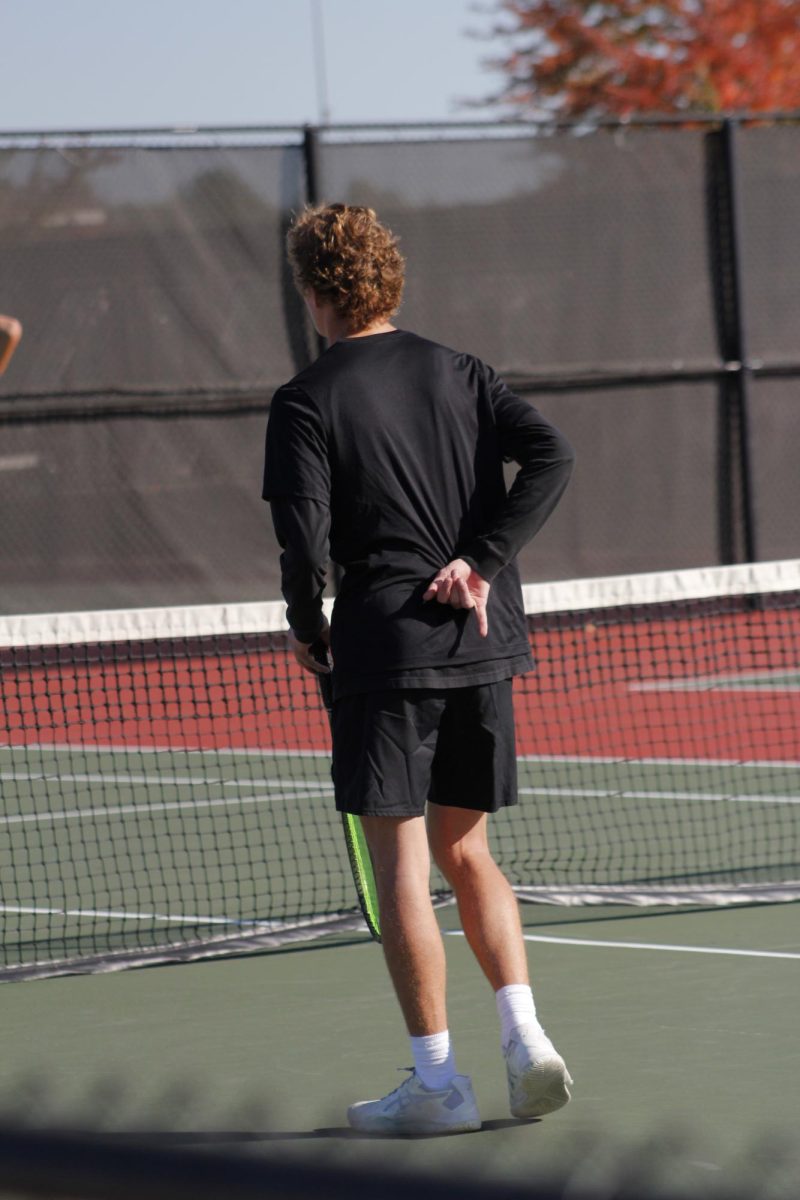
2, 742, 330, 759
5, 743, 800, 770
446, 930, 800, 961
0, 770, 332, 789
519, 786, 800, 805
518, 754, 800, 769
0, 904, 255, 926
630, 669, 800, 692
0, 905, 344, 937
6, 777, 795, 811
19, 774, 795, 804
0, 790, 329, 826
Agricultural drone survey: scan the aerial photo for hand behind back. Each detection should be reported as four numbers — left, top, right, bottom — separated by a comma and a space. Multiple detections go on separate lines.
423, 558, 490, 637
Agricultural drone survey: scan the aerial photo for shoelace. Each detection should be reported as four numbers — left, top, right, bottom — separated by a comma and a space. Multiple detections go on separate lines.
382, 1066, 415, 1101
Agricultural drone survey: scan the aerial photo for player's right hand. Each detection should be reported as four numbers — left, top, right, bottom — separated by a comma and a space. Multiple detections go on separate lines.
423, 558, 490, 637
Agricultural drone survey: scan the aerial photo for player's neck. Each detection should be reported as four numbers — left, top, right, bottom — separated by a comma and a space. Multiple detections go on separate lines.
341, 320, 396, 342
305, 291, 396, 344
324, 314, 395, 343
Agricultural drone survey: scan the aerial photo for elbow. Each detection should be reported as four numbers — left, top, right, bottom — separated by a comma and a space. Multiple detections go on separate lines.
0, 315, 22, 338
557, 434, 577, 477
558, 431, 576, 466
280, 545, 328, 580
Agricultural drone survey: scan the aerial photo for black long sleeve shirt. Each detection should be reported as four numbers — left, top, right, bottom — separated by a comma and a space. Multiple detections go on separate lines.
263, 329, 574, 698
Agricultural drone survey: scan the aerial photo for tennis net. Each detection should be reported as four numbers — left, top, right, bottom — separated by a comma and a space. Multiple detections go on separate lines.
1, 559, 799, 979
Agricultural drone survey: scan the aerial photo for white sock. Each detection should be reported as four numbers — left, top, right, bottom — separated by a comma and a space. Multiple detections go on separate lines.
410, 1031, 457, 1090
496, 984, 539, 1045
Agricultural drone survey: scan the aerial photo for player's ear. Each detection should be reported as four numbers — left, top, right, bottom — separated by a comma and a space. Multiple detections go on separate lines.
303, 289, 321, 324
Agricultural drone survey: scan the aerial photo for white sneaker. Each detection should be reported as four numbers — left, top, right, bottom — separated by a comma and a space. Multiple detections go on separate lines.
504, 1025, 573, 1118
347, 1070, 482, 1135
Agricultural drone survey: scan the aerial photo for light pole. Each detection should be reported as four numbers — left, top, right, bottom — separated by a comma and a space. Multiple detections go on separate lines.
310, 0, 331, 125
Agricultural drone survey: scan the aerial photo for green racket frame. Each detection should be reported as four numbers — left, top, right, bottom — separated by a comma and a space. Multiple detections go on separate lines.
341, 812, 381, 941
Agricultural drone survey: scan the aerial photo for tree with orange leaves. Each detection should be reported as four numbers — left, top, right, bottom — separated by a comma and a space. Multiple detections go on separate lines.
480, 0, 800, 119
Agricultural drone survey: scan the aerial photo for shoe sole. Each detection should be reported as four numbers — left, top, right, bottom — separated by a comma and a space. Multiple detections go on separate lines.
509, 1057, 573, 1119
347, 1110, 482, 1136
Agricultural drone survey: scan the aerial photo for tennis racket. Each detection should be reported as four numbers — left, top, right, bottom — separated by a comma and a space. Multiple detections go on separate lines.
310, 639, 381, 942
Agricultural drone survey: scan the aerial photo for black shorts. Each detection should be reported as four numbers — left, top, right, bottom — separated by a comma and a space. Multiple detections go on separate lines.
331, 681, 518, 817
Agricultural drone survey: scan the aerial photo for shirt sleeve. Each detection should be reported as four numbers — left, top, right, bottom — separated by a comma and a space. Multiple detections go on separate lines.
269, 496, 330, 642
262, 384, 331, 503
263, 384, 332, 640
458, 367, 576, 582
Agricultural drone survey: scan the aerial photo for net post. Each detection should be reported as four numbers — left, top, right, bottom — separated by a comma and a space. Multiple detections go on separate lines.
706, 118, 759, 566
720, 118, 758, 566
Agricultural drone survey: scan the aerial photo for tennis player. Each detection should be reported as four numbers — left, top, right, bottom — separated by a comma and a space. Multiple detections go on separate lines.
263, 204, 575, 1135
0, 315, 22, 377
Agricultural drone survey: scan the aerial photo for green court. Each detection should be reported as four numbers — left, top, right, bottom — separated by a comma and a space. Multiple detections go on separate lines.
0, 900, 797, 1193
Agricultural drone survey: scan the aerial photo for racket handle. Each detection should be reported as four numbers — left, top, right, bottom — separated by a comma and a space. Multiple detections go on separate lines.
309, 637, 333, 712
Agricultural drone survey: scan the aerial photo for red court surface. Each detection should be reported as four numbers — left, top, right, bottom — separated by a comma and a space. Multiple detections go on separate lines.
3, 607, 798, 763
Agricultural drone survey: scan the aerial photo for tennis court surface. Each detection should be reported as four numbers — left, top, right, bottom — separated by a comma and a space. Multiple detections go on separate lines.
0, 899, 797, 1195
1, 558, 799, 1193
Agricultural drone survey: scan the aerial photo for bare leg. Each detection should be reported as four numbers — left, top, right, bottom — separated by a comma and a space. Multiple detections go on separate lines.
427, 806, 529, 990
427, 807, 572, 1121
360, 814, 447, 1036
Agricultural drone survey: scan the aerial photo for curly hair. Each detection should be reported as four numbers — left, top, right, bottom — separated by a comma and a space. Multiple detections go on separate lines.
286, 203, 405, 332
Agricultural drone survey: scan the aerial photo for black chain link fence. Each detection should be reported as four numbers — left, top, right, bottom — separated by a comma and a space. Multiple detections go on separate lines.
1, 119, 798, 615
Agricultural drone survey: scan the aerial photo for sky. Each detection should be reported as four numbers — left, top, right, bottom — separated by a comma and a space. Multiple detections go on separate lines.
2, 0, 510, 132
